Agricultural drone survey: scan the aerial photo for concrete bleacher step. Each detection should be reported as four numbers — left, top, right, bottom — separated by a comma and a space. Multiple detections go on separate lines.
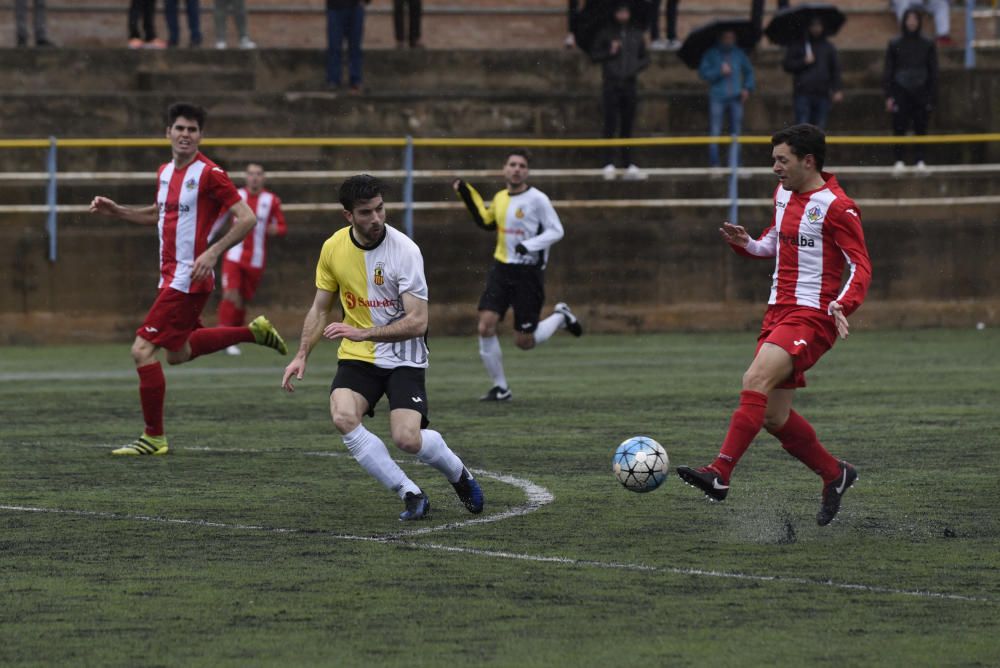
135, 66, 255, 92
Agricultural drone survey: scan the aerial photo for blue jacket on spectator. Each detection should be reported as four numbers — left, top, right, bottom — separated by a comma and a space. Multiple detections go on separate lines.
698, 44, 755, 101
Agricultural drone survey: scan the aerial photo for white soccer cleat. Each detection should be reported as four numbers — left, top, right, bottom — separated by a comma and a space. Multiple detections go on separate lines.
225, 345, 242, 356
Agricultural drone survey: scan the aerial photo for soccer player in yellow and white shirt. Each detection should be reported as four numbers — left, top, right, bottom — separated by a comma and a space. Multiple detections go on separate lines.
281, 175, 483, 521
452, 149, 583, 402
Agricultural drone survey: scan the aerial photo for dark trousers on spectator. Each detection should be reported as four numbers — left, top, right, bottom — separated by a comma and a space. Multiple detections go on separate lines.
393, 0, 421, 45
602, 79, 638, 167
751, 0, 789, 41
568, 0, 580, 33
327, 5, 365, 87
15, 0, 48, 43
709, 96, 744, 167
129, 0, 157, 40
649, 0, 663, 40
665, 0, 679, 40
892, 90, 930, 163
165, 0, 201, 46
793, 94, 831, 130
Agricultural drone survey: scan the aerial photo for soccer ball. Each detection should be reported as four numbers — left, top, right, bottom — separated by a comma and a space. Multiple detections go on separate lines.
612, 436, 669, 493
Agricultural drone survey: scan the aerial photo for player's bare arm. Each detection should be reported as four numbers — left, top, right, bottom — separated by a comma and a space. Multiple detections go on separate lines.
282, 288, 336, 392
89, 197, 158, 226
719, 221, 750, 247
323, 292, 428, 343
192, 199, 257, 282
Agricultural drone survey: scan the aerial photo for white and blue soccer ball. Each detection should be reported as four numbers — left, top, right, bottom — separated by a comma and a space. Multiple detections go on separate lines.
612, 436, 669, 493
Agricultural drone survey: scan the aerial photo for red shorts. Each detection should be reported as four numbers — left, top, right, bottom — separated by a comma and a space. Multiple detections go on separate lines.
221, 259, 264, 302
756, 305, 838, 389
137, 288, 210, 352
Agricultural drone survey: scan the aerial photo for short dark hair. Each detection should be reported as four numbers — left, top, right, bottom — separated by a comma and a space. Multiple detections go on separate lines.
166, 102, 207, 131
339, 174, 385, 211
771, 124, 826, 170
505, 148, 531, 165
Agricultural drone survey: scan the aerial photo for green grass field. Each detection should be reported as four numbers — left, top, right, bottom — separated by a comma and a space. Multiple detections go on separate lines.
2, 329, 999, 666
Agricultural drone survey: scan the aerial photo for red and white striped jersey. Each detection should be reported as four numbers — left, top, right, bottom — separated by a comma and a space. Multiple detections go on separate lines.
218, 188, 287, 269
155, 152, 242, 294
734, 173, 872, 316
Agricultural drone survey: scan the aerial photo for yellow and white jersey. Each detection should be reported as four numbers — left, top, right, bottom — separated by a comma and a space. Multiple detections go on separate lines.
315, 225, 429, 369
455, 182, 564, 268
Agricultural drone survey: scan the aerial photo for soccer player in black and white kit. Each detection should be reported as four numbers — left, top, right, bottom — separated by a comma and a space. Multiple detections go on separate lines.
452, 149, 583, 402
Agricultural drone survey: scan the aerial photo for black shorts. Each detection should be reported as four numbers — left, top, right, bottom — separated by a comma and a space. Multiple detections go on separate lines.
478, 261, 545, 333
330, 361, 429, 428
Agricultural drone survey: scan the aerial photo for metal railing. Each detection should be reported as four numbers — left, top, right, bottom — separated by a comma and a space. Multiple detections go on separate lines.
3, 133, 1000, 261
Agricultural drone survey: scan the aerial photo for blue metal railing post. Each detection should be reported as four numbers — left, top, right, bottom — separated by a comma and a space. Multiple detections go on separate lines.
46, 136, 58, 262
403, 135, 415, 238
965, 0, 976, 69
727, 134, 740, 225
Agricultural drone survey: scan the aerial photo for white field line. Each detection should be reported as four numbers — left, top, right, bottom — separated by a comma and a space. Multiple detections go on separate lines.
2, 444, 992, 604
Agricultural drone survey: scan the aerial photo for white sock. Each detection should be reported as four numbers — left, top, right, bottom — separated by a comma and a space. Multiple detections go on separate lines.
478, 335, 508, 389
417, 429, 465, 483
533, 312, 565, 345
342, 425, 421, 499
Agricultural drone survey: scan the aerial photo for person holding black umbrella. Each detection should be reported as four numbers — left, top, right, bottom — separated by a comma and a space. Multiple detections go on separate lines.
782, 17, 843, 129
884, 7, 937, 172
698, 29, 755, 168
590, 2, 651, 180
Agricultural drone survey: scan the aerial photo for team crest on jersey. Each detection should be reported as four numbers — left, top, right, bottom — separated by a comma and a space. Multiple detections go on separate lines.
373, 262, 385, 286
515, 208, 525, 219
806, 205, 824, 223
185, 178, 198, 191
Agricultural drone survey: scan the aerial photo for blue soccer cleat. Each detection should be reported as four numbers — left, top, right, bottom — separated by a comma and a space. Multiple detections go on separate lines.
399, 492, 430, 521
451, 468, 484, 514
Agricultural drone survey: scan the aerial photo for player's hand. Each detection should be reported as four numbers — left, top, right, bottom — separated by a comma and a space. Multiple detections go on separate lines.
282, 356, 306, 393
721, 61, 732, 76
451, 179, 463, 192
719, 221, 750, 247
832, 90, 844, 104
514, 242, 529, 255
829, 301, 850, 339
89, 196, 119, 216
885, 97, 895, 113
191, 248, 219, 283
323, 321, 368, 342
610, 39, 621, 55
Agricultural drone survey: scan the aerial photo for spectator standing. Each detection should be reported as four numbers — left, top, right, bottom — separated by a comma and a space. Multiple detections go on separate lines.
884, 7, 938, 172
782, 17, 843, 129
659, 0, 682, 51
214, 0, 256, 49
751, 0, 790, 42
15, 0, 54, 47
649, 0, 665, 49
699, 29, 755, 168
328, 0, 370, 94
393, 0, 422, 49
165, 0, 202, 48
129, 0, 166, 48
591, 3, 651, 180
891, 0, 952, 46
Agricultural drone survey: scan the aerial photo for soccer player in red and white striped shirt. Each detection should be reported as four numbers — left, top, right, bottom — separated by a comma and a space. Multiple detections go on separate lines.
213, 163, 288, 355
89, 102, 288, 456
677, 124, 873, 526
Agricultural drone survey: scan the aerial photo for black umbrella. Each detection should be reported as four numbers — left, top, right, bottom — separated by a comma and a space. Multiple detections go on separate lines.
574, 0, 656, 55
677, 19, 756, 70
764, 4, 846, 46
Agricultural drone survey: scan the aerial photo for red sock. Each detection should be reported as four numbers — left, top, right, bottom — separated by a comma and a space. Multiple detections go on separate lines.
710, 390, 769, 482
772, 410, 842, 483
217, 299, 246, 327
188, 326, 254, 360
137, 362, 166, 437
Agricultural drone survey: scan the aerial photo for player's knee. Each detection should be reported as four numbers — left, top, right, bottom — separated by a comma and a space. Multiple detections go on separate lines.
131, 340, 154, 366
331, 409, 360, 435
392, 427, 422, 454
741, 368, 772, 393
515, 334, 535, 350
763, 412, 788, 433
477, 320, 496, 337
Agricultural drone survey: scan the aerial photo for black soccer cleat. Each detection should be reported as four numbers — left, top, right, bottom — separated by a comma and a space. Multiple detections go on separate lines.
451, 468, 485, 514
554, 302, 583, 337
479, 385, 513, 402
676, 465, 729, 502
399, 492, 430, 521
817, 461, 858, 526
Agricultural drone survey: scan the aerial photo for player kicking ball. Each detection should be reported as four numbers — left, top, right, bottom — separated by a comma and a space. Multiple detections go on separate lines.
452, 149, 583, 402
281, 175, 484, 521
90, 102, 288, 456
676, 124, 872, 526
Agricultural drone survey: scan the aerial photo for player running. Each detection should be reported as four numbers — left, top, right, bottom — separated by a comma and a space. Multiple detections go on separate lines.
212, 163, 288, 355
281, 175, 484, 521
452, 149, 583, 402
676, 124, 872, 526
89, 102, 288, 456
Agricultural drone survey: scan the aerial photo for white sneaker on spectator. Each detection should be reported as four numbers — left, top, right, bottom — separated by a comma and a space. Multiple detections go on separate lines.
666, 39, 682, 51
564, 33, 576, 49
892, 160, 906, 175
650, 39, 669, 51
623, 164, 648, 181
915, 160, 928, 173
602, 164, 617, 181
225, 345, 242, 356
215, 40, 227, 49
239, 37, 257, 49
